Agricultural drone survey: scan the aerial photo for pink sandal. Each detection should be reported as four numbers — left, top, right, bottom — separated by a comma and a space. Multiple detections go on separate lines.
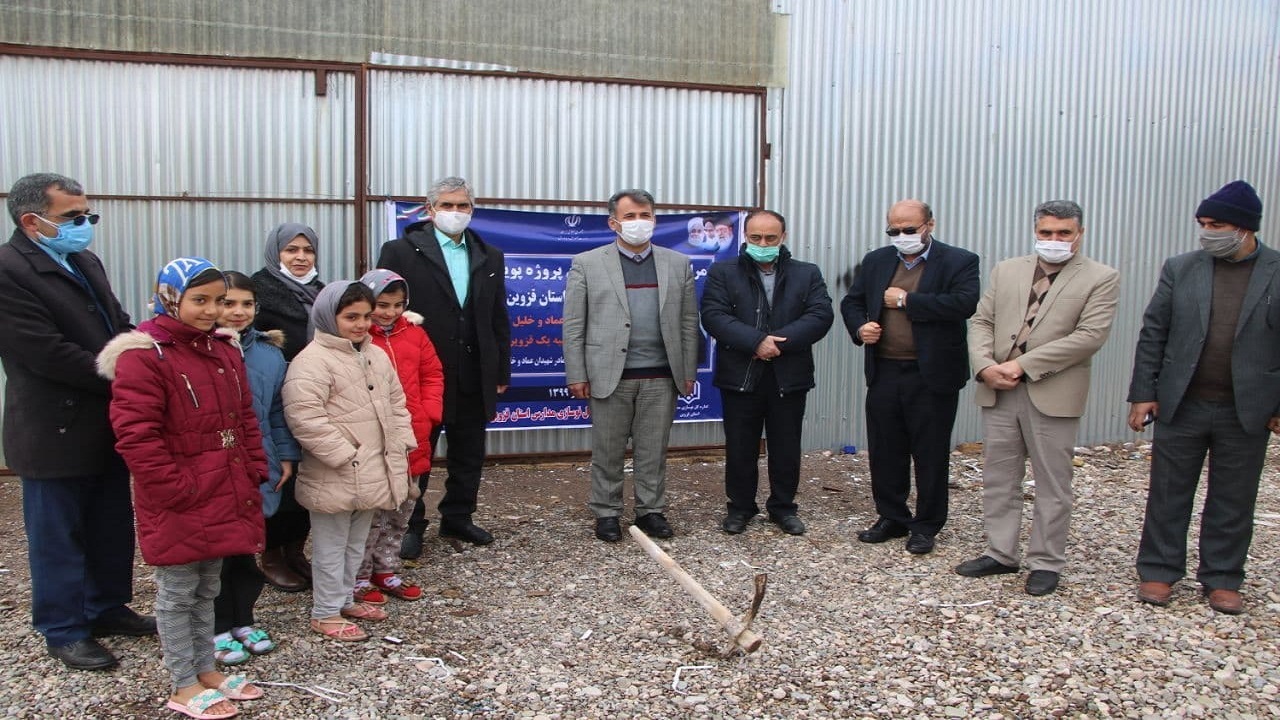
340, 601, 388, 622
165, 688, 238, 719
310, 618, 367, 642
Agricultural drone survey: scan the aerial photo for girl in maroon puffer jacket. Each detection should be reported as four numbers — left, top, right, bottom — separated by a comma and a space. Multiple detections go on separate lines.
98, 257, 268, 720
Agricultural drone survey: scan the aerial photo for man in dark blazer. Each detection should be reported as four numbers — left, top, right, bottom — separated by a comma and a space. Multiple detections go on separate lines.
0, 173, 154, 671
377, 176, 511, 549
1128, 180, 1280, 615
841, 199, 980, 555
700, 209, 833, 536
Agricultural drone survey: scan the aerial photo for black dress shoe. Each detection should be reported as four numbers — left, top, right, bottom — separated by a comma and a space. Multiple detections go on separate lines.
595, 516, 622, 542
721, 513, 751, 535
955, 555, 1020, 578
635, 512, 674, 538
905, 532, 935, 554
770, 514, 807, 535
91, 608, 157, 637
439, 521, 494, 545
857, 518, 909, 543
48, 639, 119, 671
1026, 570, 1060, 596
399, 530, 424, 560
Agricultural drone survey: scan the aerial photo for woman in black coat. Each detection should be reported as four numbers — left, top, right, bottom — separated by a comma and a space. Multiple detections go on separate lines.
250, 223, 324, 590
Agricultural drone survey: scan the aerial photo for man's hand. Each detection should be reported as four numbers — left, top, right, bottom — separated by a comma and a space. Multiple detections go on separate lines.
1129, 402, 1159, 432
275, 460, 296, 491
978, 360, 1023, 390
858, 321, 882, 345
497, 384, 509, 394
754, 335, 787, 360
568, 382, 591, 400
684, 380, 695, 396
882, 287, 907, 309
1268, 416, 1280, 435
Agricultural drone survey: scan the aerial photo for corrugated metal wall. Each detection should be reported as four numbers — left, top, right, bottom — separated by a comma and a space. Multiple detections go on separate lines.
771, 0, 1280, 450
3, 0, 1279, 465
0, 0, 781, 86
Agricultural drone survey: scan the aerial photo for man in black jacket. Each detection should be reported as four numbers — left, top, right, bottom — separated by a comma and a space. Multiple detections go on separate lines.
841, 199, 980, 555
0, 173, 155, 670
377, 176, 511, 549
701, 210, 834, 535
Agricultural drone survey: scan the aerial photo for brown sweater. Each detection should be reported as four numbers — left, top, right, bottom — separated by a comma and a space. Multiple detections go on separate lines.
1187, 257, 1256, 402
877, 261, 925, 360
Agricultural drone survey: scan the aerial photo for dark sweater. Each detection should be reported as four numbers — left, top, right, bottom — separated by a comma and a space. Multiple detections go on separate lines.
1187, 257, 1256, 402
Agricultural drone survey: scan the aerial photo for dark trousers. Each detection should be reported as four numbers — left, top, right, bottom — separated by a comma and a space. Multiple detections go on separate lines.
1137, 398, 1269, 590
264, 480, 310, 550
865, 360, 959, 536
21, 456, 137, 647
408, 384, 488, 532
213, 554, 265, 633
721, 366, 809, 518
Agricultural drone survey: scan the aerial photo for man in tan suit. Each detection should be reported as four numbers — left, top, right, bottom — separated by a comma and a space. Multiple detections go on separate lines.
562, 188, 699, 542
955, 200, 1120, 595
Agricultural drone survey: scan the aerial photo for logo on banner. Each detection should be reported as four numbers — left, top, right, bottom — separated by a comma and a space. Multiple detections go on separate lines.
564, 215, 581, 228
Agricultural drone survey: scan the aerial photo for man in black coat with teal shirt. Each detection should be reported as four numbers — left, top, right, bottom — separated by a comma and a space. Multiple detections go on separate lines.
701, 210, 833, 535
377, 176, 511, 550
841, 199, 980, 555
0, 173, 155, 671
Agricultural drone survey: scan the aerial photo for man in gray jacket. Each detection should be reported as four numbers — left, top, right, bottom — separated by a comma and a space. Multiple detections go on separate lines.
1128, 180, 1280, 615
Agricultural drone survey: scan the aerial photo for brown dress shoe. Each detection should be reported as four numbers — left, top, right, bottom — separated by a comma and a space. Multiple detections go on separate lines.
259, 547, 308, 592
1205, 588, 1243, 615
284, 539, 313, 581
1137, 581, 1172, 606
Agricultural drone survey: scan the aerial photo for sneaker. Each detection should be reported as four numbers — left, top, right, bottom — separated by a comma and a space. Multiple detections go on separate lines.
353, 579, 387, 605
372, 572, 423, 601
212, 632, 250, 665
230, 626, 277, 655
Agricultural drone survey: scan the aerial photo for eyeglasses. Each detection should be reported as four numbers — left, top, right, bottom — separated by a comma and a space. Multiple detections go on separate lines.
38, 212, 100, 227
885, 226, 923, 237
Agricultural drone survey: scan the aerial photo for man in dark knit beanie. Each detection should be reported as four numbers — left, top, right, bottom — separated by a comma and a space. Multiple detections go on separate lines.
1128, 179, 1278, 615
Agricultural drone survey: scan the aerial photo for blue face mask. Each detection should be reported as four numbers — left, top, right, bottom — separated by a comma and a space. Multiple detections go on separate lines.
35, 214, 96, 255
744, 243, 781, 263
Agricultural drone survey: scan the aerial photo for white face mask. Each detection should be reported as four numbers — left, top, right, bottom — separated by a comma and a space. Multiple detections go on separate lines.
616, 219, 655, 247
1199, 228, 1245, 259
892, 234, 926, 255
1035, 239, 1075, 264
279, 262, 318, 285
433, 210, 472, 236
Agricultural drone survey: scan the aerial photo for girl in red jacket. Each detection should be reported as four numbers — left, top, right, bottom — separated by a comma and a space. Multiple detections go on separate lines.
99, 257, 267, 720
352, 269, 444, 603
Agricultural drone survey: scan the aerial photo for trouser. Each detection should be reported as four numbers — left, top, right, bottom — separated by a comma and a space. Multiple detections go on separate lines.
358, 496, 416, 578
980, 383, 1080, 572
309, 510, 376, 618
264, 480, 310, 549
587, 378, 679, 518
154, 560, 221, 690
213, 554, 265, 633
865, 360, 959, 536
21, 456, 137, 647
408, 384, 489, 531
1136, 398, 1269, 591
720, 365, 809, 518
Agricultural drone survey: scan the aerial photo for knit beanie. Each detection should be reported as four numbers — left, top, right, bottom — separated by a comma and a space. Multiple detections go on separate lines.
1196, 180, 1262, 231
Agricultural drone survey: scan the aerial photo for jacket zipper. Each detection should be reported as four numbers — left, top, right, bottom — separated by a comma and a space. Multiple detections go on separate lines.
180, 373, 200, 408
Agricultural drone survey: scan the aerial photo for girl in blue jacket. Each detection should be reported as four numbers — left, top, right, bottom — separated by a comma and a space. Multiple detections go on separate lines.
210, 271, 302, 665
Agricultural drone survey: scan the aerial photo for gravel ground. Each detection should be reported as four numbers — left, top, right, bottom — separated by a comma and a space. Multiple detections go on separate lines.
1, 439, 1279, 719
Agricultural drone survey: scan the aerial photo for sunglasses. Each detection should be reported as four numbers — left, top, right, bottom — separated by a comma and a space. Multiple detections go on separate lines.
39, 212, 101, 227
885, 226, 924, 237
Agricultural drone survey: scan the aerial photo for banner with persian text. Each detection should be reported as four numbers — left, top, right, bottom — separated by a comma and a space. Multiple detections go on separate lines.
386, 202, 744, 430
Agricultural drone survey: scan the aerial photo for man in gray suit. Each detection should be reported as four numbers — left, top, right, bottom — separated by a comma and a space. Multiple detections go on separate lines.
562, 189, 699, 542
1128, 180, 1280, 615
